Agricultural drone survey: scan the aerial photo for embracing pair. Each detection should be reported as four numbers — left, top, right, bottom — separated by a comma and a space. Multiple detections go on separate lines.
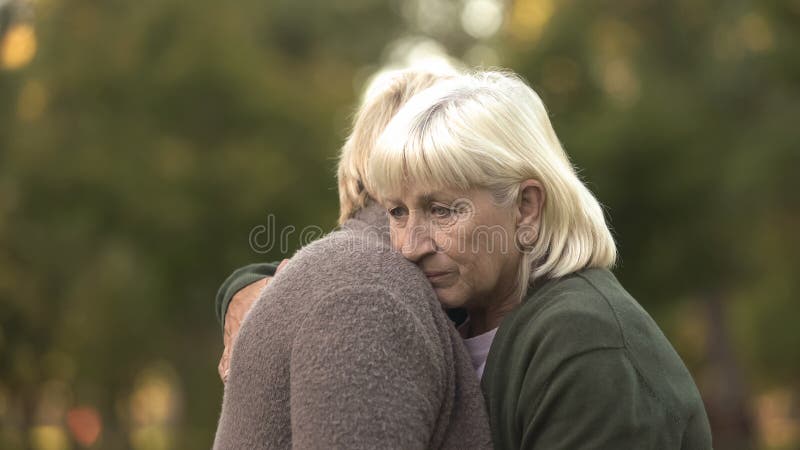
212, 68, 713, 450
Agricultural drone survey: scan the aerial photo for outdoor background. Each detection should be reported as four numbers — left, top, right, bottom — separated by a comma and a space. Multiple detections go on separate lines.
1, 0, 798, 448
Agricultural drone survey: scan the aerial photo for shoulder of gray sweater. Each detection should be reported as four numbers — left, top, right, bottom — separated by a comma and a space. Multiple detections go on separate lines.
276, 222, 432, 305
343, 200, 389, 232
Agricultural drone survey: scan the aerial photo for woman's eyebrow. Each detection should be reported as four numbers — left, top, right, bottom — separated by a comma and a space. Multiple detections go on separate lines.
385, 191, 455, 206
384, 194, 430, 204
419, 193, 449, 206
423, 192, 459, 203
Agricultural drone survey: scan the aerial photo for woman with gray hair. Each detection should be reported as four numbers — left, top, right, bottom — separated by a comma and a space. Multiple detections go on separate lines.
365, 70, 713, 449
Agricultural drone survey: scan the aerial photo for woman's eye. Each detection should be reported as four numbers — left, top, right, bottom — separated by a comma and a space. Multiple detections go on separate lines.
388, 206, 408, 219
431, 205, 455, 219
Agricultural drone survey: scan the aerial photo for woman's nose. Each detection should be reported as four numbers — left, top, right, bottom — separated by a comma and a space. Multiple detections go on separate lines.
396, 215, 437, 263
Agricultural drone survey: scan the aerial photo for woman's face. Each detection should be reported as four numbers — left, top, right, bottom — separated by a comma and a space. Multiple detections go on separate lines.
383, 185, 523, 310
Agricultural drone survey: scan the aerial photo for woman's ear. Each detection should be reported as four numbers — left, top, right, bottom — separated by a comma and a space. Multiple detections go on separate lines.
516, 180, 545, 244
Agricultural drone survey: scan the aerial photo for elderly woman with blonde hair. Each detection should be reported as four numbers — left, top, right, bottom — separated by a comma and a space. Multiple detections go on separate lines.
365, 70, 713, 449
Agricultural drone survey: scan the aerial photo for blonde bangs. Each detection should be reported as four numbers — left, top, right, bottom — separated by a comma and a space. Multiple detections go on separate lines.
367, 97, 490, 201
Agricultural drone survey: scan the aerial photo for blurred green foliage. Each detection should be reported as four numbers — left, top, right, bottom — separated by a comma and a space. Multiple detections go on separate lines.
0, 0, 798, 448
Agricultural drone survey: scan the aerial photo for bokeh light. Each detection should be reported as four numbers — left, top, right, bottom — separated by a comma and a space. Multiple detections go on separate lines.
29, 426, 69, 450
66, 406, 102, 447
461, 0, 503, 40
738, 13, 774, 53
1, 23, 37, 70
506, 0, 554, 43
127, 363, 179, 450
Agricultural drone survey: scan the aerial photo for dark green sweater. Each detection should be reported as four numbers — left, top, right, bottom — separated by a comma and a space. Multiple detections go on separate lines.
482, 268, 712, 450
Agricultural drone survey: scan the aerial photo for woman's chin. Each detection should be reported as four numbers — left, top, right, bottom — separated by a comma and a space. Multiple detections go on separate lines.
433, 287, 466, 310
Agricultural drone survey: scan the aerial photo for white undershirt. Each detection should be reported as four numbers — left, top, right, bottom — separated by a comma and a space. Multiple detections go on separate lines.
459, 320, 498, 379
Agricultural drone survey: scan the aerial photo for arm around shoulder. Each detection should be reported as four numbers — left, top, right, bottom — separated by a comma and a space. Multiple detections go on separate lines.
215, 262, 280, 330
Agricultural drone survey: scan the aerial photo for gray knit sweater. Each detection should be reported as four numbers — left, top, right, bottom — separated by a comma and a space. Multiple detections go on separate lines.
212, 203, 492, 449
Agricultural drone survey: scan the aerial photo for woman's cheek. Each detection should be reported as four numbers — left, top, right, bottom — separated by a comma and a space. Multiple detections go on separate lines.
389, 226, 404, 250
433, 228, 455, 253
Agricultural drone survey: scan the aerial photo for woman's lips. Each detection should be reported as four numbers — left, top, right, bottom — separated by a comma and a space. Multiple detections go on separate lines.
424, 271, 453, 283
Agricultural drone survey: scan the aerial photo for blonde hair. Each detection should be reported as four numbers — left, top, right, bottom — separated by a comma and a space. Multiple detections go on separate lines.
336, 67, 458, 224
365, 70, 616, 295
